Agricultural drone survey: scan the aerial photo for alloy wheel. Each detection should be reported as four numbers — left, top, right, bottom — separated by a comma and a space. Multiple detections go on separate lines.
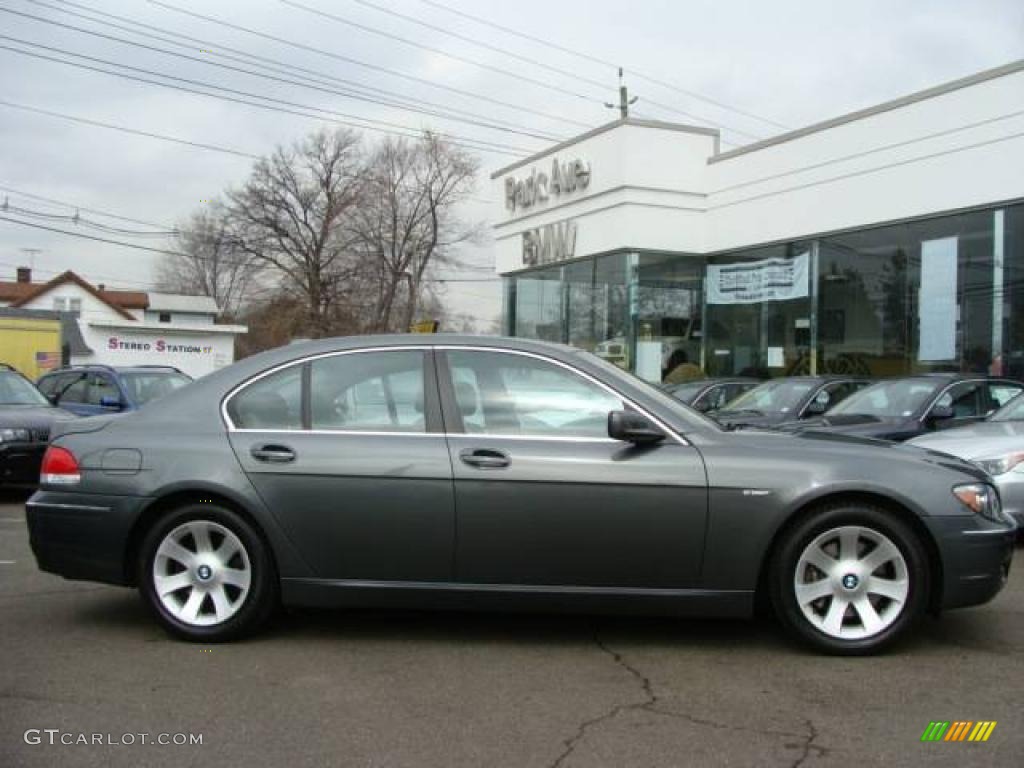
152, 520, 252, 627
793, 525, 910, 640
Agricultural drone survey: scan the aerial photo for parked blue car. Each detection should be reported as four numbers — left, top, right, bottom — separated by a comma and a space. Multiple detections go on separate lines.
37, 365, 193, 416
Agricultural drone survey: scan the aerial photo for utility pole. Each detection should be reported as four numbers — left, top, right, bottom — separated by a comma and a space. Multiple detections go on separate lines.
605, 67, 638, 119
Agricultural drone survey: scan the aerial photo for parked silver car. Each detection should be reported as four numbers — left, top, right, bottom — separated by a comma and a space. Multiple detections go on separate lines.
910, 394, 1024, 531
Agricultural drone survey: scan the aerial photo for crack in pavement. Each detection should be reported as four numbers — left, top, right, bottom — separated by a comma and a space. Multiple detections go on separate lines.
548, 628, 829, 768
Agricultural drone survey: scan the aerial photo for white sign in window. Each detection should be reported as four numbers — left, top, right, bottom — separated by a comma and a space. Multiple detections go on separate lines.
707, 252, 810, 304
918, 237, 958, 362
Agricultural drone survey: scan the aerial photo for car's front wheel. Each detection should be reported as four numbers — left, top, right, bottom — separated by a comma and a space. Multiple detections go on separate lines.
770, 504, 929, 654
138, 504, 277, 641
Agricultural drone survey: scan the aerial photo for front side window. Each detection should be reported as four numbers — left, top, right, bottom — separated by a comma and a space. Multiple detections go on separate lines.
310, 351, 425, 432
988, 384, 1023, 410
57, 374, 89, 404
446, 350, 624, 438
829, 379, 938, 418
227, 366, 303, 430
935, 382, 984, 419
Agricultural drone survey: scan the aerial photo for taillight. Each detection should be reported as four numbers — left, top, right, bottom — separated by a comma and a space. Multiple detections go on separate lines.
40, 445, 81, 485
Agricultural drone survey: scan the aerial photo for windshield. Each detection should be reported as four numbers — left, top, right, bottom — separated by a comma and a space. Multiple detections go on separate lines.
991, 392, 1024, 421
0, 371, 50, 406
120, 372, 193, 405
720, 379, 814, 414
664, 381, 706, 400
828, 378, 937, 418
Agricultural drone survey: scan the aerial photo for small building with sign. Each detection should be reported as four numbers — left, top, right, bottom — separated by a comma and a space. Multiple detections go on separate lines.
493, 60, 1024, 383
0, 268, 246, 378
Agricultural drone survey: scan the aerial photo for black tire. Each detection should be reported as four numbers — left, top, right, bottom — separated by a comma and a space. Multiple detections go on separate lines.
769, 504, 930, 655
138, 503, 278, 642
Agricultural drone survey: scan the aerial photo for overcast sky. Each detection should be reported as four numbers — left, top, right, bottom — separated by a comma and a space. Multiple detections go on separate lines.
1, 0, 1021, 328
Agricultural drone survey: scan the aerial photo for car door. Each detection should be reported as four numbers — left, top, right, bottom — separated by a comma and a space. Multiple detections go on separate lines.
225, 348, 455, 581
438, 347, 708, 589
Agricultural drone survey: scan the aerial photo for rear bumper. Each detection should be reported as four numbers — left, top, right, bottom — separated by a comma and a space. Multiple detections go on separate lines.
0, 442, 46, 488
26, 490, 150, 586
927, 515, 1016, 611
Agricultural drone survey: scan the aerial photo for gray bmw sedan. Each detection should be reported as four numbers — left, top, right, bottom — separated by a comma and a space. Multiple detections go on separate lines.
25, 336, 1016, 654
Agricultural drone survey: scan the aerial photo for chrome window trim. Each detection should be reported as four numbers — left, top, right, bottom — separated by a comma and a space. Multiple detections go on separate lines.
223, 343, 689, 446
436, 345, 689, 446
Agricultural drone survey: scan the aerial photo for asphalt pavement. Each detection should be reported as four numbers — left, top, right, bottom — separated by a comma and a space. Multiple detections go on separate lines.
1, 493, 1021, 768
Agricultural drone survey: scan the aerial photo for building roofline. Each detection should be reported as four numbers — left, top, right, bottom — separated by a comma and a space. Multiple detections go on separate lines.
709, 58, 1024, 164
9, 270, 138, 320
489, 118, 720, 179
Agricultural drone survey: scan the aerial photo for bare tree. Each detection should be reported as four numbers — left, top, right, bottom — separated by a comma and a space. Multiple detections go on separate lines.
350, 132, 481, 333
157, 201, 263, 319
226, 129, 364, 338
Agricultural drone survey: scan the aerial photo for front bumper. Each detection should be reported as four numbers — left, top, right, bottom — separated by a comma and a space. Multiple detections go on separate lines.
0, 442, 46, 487
26, 490, 150, 586
927, 515, 1016, 611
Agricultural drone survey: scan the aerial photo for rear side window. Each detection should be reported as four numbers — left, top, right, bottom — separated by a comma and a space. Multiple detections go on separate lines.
989, 383, 1023, 409
86, 374, 120, 405
227, 366, 303, 430
310, 351, 425, 432
59, 374, 89, 404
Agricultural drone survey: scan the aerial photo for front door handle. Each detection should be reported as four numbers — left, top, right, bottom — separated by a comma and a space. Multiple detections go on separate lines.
459, 448, 510, 469
250, 444, 296, 463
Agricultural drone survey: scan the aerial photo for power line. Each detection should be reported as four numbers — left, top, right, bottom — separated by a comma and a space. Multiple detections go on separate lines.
4, 5, 564, 144
0, 216, 500, 286
342, 0, 765, 141
240, 0, 598, 106
415, 0, 790, 132
0, 201, 178, 237
32, 0, 570, 142
0, 98, 261, 159
0, 38, 534, 157
0, 183, 175, 229
105, 0, 593, 132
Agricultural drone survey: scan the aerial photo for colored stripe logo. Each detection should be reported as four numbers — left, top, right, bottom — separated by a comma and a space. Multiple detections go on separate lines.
921, 721, 996, 742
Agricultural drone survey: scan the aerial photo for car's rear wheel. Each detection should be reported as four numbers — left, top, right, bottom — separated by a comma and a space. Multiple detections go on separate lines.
138, 504, 277, 641
770, 504, 929, 654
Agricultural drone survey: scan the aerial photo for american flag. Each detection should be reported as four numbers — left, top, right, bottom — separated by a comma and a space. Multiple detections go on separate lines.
35, 351, 59, 370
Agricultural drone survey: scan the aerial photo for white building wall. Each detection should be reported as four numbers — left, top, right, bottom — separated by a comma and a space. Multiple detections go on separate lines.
75, 323, 239, 378
18, 283, 131, 324
492, 62, 1024, 273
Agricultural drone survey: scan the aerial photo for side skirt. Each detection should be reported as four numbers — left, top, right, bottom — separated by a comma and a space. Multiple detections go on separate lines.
281, 578, 754, 618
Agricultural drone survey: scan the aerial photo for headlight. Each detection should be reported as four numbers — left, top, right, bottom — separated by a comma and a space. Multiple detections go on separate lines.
952, 483, 1007, 523
0, 428, 31, 443
972, 452, 1024, 476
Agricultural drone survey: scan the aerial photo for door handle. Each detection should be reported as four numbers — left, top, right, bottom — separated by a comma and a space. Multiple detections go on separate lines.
250, 444, 296, 463
459, 448, 510, 469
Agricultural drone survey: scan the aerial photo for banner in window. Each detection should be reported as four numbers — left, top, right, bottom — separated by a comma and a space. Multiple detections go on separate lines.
707, 252, 810, 304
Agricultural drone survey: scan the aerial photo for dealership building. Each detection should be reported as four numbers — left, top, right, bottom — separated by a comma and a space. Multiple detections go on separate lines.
492, 60, 1024, 383
0, 268, 246, 378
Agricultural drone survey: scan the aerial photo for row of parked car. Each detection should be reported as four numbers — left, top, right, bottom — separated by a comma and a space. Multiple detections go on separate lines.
664, 372, 1024, 529
0, 363, 191, 487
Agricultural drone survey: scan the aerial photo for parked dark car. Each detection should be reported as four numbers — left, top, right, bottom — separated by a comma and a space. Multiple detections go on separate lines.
37, 365, 193, 417
710, 375, 872, 429
790, 374, 1024, 442
662, 377, 759, 413
26, 336, 1015, 654
0, 364, 76, 488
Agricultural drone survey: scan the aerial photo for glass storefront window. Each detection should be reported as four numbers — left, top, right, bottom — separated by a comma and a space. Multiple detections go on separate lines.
513, 266, 563, 343
636, 254, 703, 383
704, 243, 813, 377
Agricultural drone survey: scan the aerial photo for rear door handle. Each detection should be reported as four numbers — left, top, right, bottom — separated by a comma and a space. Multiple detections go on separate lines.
250, 444, 296, 463
459, 448, 510, 469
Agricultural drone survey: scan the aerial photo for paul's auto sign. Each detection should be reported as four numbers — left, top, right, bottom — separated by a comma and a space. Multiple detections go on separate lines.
107, 337, 214, 355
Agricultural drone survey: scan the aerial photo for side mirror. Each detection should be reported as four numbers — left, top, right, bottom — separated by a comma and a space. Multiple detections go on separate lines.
929, 403, 954, 422
99, 395, 124, 410
608, 410, 665, 445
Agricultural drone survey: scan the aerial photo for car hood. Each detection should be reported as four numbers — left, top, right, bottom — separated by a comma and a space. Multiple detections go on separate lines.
779, 414, 921, 441
0, 405, 77, 431
909, 421, 1024, 460
711, 410, 791, 428
714, 426, 990, 482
